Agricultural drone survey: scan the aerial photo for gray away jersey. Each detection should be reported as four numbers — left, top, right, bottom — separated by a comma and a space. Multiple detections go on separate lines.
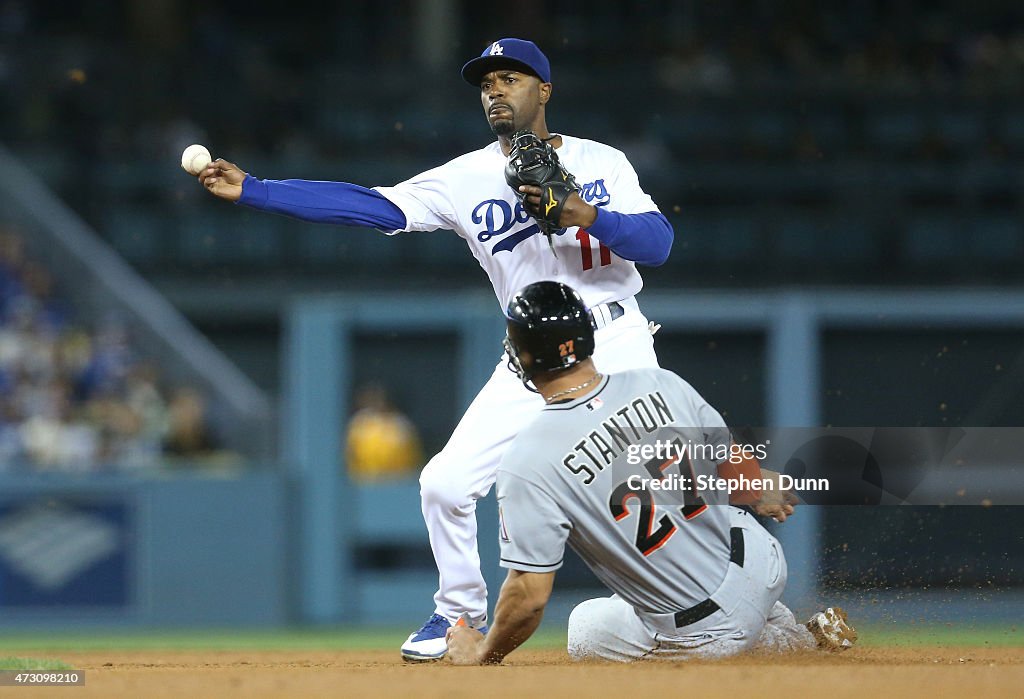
495, 368, 735, 614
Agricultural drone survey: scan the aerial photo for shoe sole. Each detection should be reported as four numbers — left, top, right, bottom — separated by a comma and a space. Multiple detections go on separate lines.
831, 606, 857, 646
401, 650, 447, 662
808, 606, 857, 651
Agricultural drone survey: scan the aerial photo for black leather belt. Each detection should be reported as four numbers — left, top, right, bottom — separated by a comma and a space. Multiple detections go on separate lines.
673, 527, 745, 628
607, 301, 624, 321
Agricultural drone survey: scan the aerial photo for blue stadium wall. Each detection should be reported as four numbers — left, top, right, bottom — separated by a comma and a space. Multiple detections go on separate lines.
0, 472, 289, 627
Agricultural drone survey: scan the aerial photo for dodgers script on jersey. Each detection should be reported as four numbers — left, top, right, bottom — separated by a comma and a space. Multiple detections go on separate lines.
374, 136, 657, 310
495, 368, 738, 614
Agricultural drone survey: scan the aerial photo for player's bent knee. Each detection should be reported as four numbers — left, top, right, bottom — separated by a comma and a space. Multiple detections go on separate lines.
567, 598, 607, 660
419, 456, 474, 514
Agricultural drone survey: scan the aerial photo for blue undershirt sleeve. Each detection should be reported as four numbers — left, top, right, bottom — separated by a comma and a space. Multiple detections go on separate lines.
238, 175, 407, 231
585, 208, 674, 266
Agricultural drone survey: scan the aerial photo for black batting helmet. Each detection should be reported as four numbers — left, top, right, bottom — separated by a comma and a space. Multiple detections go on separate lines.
503, 281, 595, 388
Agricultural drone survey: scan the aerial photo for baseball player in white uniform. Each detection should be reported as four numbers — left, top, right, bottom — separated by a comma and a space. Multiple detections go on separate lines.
198, 39, 674, 660
446, 281, 857, 664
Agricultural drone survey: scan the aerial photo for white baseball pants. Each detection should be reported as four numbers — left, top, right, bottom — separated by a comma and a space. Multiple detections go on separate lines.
566, 507, 816, 661
418, 298, 659, 622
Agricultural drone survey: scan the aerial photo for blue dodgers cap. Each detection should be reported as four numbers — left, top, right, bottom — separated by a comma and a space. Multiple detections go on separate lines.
461, 38, 551, 86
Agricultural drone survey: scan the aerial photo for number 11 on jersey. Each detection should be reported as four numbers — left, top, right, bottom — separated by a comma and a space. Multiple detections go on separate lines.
577, 229, 611, 271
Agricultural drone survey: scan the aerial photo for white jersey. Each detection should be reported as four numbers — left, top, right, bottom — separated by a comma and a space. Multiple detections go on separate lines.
374, 135, 658, 310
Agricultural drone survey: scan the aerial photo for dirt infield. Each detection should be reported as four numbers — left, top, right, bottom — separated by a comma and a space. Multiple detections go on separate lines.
22, 646, 1021, 699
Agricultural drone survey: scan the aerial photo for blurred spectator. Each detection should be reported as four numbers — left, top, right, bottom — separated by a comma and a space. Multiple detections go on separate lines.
0, 226, 229, 472
19, 377, 97, 470
162, 386, 217, 458
345, 383, 423, 482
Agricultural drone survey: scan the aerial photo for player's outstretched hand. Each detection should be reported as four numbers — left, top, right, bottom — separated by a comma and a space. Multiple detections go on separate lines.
199, 158, 246, 202
753, 469, 799, 522
445, 625, 485, 665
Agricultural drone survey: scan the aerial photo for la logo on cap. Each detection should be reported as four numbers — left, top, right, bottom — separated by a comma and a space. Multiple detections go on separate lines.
489, 41, 504, 55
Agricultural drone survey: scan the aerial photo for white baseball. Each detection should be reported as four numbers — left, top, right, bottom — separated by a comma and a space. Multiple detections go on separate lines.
181, 144, 212, 176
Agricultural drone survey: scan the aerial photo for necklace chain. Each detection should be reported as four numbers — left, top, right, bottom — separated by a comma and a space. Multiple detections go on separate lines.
545, 373, 602, 403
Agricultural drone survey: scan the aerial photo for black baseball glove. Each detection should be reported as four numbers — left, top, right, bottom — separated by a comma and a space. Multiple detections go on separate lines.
504, 130, 580, 245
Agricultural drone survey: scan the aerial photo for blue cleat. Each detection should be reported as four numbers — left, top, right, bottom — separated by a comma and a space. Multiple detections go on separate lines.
401, 613, 488, 662
401, 613, 452, 661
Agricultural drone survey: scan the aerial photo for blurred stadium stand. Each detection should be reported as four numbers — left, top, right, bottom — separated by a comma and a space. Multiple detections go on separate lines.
0, 1, 1020, 309
0, 145, 272, 464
